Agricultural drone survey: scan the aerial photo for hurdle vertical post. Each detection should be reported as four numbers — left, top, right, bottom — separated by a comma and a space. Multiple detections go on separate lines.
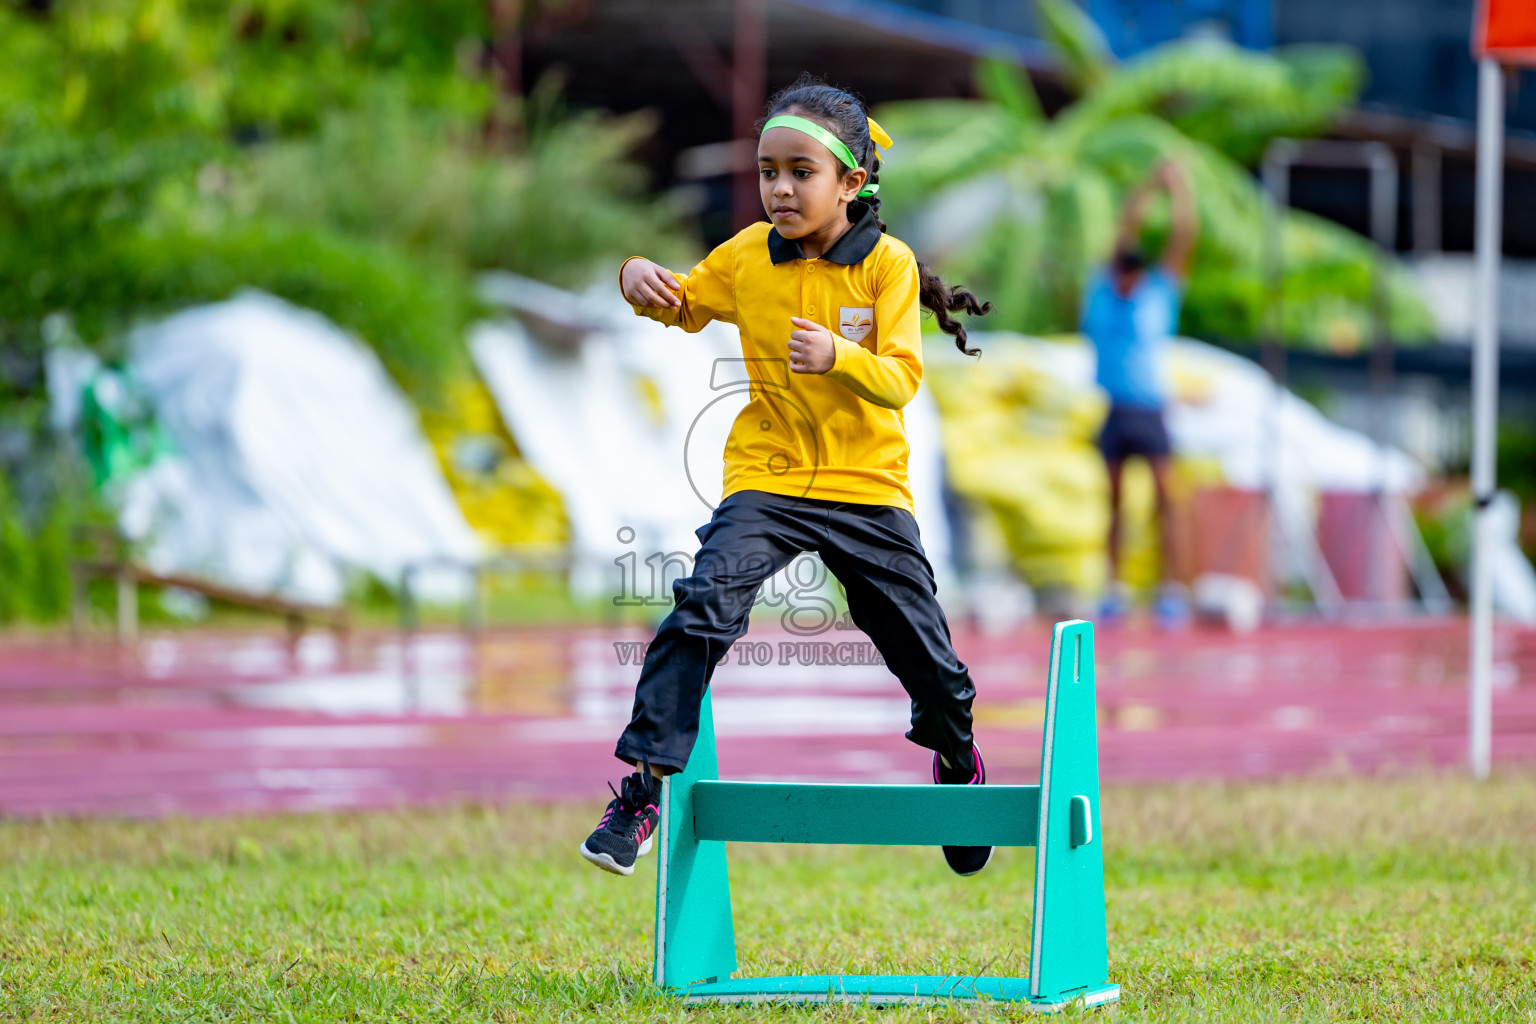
1029, 619, 1110, 1002
653, 692, 736, 988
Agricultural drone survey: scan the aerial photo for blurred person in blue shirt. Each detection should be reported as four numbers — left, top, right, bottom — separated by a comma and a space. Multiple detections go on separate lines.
1081, 159, 1197, 627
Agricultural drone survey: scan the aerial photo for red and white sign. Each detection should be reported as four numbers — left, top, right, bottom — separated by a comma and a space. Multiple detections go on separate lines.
1476, 0, 1536, 65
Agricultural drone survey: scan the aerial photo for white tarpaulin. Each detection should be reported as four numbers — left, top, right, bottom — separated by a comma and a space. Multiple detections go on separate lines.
118, 291, 479, 605
1160, 339, 1424, 495
936, 331, 1530, 621
933, 330, 1424, 489
472, 275, 954, 601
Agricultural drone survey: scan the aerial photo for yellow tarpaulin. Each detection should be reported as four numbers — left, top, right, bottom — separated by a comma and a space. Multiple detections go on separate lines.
420, 378, 569, 548
926, 334, 1169, 595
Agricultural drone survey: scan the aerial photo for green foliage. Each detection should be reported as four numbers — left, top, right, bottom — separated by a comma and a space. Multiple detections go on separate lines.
975, 52, 1046, 125
1499, 420, 1536, 512
1416, 488, 1472, 594
1497, 420, 1536, 562
1066, 41, 1363, 165
0, 0, 494, 140
0, 485, 35, 624
0, 468, 93, 625
0, 0, 687, 401
232, 81, 689, 292
1034, 0, 1112, 94
876, 28, 1432, 350
0, 0, 691, 623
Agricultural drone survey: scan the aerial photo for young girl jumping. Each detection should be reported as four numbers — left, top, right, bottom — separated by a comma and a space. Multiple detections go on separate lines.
581, 75, 993, 878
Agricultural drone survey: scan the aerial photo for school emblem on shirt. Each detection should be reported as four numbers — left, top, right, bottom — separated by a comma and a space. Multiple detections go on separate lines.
839, 306, 875, 343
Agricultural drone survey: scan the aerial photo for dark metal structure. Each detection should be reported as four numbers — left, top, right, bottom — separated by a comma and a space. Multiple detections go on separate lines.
525, 0, 1536, 255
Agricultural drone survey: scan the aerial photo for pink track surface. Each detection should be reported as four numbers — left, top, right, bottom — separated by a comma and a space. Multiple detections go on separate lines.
2, 620, 1534, 817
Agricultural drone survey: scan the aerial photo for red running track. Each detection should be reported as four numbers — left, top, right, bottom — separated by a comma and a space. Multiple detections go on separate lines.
1, 619, 1534, 817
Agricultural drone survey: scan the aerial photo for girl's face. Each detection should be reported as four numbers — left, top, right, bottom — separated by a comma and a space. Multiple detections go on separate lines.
757, 114, 867, 239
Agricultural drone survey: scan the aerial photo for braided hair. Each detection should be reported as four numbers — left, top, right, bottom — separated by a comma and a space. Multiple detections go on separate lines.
758, 74, 991, 356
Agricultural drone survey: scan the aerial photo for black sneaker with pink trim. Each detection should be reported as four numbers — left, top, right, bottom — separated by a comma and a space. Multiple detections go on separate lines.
934, 745, 993, 877
580, 771, 662, 876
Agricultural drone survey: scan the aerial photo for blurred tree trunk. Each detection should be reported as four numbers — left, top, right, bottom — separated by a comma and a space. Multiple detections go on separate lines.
732, 0, 765, 231
487, 0, 523, 147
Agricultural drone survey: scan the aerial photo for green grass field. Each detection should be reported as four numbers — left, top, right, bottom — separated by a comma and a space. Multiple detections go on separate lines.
3, 774, 1533, 1022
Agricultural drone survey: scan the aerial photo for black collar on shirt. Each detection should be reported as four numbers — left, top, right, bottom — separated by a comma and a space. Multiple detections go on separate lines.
766, 200, 883, 266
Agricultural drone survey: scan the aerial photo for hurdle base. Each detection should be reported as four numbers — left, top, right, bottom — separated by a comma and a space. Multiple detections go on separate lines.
675, 975, 1120, 1009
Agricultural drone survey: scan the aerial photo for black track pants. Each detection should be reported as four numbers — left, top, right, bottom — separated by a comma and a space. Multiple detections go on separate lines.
614, 489, 976, 773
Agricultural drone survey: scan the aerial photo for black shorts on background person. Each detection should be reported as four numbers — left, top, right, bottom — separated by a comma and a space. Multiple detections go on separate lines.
1095, 404, 1172, 463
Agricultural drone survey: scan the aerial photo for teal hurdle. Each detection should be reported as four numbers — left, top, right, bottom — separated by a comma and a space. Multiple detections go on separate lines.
652, 619, 1119, 1010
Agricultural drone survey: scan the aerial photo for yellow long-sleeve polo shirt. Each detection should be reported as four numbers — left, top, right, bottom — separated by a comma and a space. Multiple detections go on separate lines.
624, 201, 924, 513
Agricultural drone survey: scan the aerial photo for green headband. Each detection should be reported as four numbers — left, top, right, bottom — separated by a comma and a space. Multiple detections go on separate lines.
761, 115, 879, 197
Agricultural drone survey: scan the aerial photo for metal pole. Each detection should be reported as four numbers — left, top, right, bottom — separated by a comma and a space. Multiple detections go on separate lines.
1261, 143, 1290, 614
1412, 141, 1442, 256
401, 565, 419, 713
116, 568, 137, 644
1367, 146, 1398, 457
1368, 145, 1399, 606
69, 565, 87, 642
1260, 144, 1291, 388
1469, 57, 1504, 781
1260, 140, 1347, 618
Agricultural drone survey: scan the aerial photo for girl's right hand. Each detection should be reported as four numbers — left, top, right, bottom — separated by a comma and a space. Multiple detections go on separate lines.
621, 258, 682, 309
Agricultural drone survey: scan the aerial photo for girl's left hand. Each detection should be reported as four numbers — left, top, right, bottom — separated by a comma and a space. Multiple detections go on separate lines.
788, 317, 836, 374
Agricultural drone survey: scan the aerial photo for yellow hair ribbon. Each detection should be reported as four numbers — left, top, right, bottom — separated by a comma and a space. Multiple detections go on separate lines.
867, 117, 893, 150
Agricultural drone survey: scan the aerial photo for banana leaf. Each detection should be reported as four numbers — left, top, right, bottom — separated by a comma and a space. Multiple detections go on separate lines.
874, 29, 1433, 352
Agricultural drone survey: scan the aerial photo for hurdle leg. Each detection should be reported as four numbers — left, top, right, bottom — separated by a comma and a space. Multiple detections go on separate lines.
654, 686, 737, 990
1028, 620, 1117, 1007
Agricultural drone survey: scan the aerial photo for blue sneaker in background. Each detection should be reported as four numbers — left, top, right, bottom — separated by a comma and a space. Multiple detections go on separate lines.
1153, 582, 1191, 631
1098, 581, 1130, 624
